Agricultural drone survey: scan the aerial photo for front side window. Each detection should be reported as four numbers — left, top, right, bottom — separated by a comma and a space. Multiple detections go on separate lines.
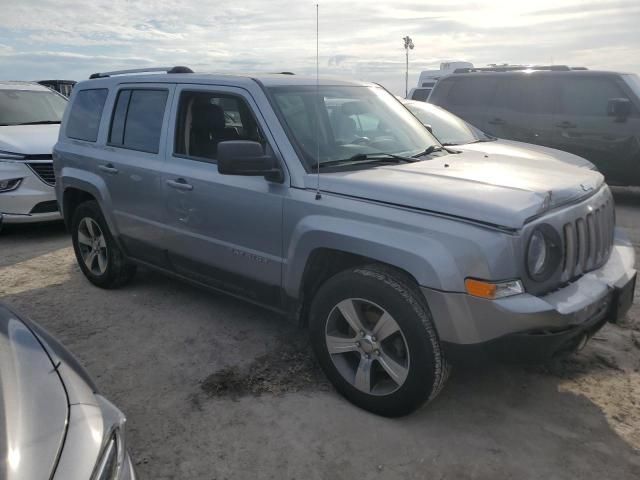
559, 77, 629, 116
66, 89, 108, 142
268, 85, 438, 170
0, 89, 67, 126
174, 91, 263, 161
109, 89, 168, 153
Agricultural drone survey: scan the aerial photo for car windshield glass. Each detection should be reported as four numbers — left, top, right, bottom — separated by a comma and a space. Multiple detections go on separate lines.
267, 85, 440, 169
404, 101, 488, 145
0, 89, 67, 126
623, 74, 640, 98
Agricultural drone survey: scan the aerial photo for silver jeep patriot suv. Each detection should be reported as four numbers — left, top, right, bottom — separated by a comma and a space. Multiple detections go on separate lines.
54, 67, 637, 416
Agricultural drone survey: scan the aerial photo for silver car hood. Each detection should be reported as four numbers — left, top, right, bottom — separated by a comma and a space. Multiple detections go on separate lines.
0, 306, 68, 480
0, 124, 60, 155
457, 139, 595, 169
311, 150, 604, 229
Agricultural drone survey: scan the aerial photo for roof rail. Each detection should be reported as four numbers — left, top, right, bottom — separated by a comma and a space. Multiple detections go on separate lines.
453, 65, 582, 74
89, 66, 193, 79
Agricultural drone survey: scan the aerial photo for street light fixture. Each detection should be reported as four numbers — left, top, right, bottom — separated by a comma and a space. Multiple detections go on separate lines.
403, 35, 414, 98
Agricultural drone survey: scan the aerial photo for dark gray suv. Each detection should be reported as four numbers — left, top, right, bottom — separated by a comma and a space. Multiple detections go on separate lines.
428, 67, 640, 186
54, 67, 636, 416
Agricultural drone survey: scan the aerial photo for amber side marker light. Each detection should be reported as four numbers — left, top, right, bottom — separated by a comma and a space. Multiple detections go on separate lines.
465, 278, 524, 299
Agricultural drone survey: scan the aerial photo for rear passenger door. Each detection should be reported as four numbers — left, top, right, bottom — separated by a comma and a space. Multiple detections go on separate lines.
485, 76, 558, 146
428, 76, 497, 131
554, 75, 640, 185
100, 84, 174, 265
160, 85, 286, 307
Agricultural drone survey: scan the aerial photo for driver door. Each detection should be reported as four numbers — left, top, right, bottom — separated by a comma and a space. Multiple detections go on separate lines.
160, 85, 287, 307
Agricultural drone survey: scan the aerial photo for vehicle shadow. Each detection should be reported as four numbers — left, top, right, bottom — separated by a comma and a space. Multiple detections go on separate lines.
2, 261, 639, 480
0, 221, 69, 268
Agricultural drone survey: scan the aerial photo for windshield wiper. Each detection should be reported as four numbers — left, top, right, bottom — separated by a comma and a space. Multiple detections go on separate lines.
319, 152, 417, 169
13, 120, 61, 125
411, 145, 446, 158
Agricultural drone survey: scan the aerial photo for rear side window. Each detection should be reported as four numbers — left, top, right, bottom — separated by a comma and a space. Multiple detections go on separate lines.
498, 77, 557, 114
445, 77, 497, 107
108, 89, 168, 153
66, 89, 108, 142
559, 77, 630, 116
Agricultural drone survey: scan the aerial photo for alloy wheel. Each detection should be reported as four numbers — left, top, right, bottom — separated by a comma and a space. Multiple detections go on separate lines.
325, 298, 410, 396
77, 217, 108, 275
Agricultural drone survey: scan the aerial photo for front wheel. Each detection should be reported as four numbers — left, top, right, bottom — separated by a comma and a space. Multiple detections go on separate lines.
309, 265, 449, 417
71, 200, 136, 289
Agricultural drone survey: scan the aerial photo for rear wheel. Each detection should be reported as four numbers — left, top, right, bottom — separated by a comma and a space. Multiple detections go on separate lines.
309, 265, 449, 417
71, 201, 136, 288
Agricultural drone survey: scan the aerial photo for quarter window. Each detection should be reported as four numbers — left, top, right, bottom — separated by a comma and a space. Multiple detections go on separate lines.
174, 91, 263, 161
446, 77, 498, 107
108, 89, 168, 153
66, 89, 108, 142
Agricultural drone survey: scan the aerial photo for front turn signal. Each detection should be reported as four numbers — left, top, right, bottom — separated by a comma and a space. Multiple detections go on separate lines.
465, 278, 524, 300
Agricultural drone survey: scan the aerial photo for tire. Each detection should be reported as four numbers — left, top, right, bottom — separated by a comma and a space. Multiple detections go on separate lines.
309, 264, 449, 417
71, 200, 136, 289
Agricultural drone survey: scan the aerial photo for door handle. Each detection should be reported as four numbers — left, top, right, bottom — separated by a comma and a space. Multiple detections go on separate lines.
166, 178, 193, 191
555, 121, 576, 129
488, 118, 505, 125
98, 164, 119, 174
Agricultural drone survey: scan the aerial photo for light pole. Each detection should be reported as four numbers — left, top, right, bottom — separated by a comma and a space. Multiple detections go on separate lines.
403, 36, 414, 97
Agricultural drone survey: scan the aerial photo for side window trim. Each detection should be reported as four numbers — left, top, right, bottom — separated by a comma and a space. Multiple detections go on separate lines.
106, 87, 170, 154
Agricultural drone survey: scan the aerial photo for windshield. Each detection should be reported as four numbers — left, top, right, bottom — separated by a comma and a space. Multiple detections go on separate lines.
623, 74, 640, 98
0, 89, 67, 126
404, 101, 489, 145
267, 85, 439, 169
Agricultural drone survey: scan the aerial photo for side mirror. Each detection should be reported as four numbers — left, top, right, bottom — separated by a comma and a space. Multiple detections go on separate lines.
423, 123, 433, 134
217, 141, 283, 182
607, 98, 632, 121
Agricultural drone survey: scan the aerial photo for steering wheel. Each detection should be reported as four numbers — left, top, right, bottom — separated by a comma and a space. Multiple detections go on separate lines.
351, 136, 371, 145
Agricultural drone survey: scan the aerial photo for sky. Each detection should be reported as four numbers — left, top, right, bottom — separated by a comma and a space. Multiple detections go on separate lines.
1, 0, 639, 95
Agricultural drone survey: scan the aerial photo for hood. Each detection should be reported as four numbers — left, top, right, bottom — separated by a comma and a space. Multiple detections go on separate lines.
310, 150, 604, 229
0, 305, 68, 480
0, 124, 60, 155
457, 139, 596, 169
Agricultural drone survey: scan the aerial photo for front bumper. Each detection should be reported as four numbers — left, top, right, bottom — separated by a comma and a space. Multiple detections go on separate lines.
1, 160, 61, 223
422, 229, 637, 363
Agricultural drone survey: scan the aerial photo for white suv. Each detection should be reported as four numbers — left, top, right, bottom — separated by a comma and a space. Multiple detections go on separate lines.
0, 81, 67, 225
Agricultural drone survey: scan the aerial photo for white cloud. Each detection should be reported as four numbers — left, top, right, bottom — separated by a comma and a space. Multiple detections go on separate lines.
0, 0, 638, 94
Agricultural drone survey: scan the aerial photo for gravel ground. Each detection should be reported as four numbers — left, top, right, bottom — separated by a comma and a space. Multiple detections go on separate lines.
1, 188, 639, 480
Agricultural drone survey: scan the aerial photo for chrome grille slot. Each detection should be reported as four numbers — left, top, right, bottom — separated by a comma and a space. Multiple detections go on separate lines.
562, 223, 576, 280
26, 161, 56, 186
575, 218, 586, 277
561, 196, 614, 282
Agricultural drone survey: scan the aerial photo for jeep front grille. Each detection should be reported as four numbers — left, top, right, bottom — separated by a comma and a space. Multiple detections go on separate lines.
561, 197, 614, 282
26, 161, 56, 186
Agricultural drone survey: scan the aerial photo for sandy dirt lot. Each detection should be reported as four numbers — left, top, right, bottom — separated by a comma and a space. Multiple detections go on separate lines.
1, 189, 639, 480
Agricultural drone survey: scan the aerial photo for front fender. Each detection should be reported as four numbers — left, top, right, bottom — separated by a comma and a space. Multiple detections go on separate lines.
283, 214, 467, 298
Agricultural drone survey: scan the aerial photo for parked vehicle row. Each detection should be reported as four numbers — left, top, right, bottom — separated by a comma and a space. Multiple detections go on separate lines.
0, 81, 65, 224
427, 67, 640, 186
400, 99, 596, 170
53, 67, 636, 417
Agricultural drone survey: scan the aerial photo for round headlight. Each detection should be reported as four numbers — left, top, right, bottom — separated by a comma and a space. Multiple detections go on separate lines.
527, 229, 548, 277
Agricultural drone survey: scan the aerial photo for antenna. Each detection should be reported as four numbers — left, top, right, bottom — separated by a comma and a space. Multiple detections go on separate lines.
315, 3, 322, 201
